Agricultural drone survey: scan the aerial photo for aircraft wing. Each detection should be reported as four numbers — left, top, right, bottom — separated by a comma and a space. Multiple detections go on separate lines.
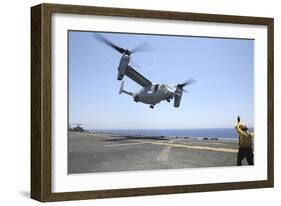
125, 66, 152, 87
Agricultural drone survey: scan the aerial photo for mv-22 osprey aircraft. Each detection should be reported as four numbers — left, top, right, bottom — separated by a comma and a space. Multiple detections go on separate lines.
94, 34, 195, 109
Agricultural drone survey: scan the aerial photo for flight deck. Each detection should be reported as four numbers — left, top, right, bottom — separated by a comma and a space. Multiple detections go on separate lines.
68, 131, 248, 174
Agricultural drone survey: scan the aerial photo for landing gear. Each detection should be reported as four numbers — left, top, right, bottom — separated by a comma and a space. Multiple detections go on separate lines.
150, 105, 154, 109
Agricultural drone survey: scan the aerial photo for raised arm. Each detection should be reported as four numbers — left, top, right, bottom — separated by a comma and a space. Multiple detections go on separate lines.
235, 116, 247, 136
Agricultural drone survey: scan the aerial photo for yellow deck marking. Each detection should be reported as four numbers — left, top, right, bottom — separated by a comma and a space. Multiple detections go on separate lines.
71, 132, 237, 153
156, 140, 173, 161
105, 142, 145, 147
135, 140, 238, 153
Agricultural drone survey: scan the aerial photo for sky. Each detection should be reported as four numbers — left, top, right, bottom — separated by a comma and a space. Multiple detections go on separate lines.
68, 31, 254, 130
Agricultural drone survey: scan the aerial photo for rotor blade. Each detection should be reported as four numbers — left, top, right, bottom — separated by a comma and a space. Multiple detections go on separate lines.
173, 87, 188, 93
178, 78, 196, 88
93, 33, 126, 54
131, 42, 155, 54
130, 59, 142, 69
130, 58, 155, 71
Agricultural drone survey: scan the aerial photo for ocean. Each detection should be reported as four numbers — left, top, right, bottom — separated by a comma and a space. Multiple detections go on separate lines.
92, 128, 254, 139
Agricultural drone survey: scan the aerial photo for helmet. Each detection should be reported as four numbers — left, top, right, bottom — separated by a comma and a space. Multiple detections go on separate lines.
239, 123, 248, 131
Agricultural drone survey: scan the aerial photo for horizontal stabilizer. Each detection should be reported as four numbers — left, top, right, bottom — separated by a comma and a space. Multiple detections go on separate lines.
119, 81, 133, 96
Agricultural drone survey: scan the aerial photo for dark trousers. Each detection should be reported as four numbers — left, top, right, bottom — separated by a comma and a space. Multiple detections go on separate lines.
237, 147, 254, 166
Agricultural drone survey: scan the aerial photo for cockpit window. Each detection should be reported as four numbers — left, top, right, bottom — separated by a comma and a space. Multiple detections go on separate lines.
154, 84, 159, 91
160, 84, 166, 89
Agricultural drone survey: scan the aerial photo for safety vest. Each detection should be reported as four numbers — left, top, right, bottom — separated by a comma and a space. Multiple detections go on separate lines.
235, 124, 253, 148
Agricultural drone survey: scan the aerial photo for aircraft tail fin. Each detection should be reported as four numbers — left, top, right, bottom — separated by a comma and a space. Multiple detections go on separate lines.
119, 81, 133, 96
119, 81, 125, 94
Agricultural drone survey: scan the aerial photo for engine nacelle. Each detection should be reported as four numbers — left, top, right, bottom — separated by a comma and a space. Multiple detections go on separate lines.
117, 66, 127, 80
117, 54, 130, 80
174, 88, 183, 108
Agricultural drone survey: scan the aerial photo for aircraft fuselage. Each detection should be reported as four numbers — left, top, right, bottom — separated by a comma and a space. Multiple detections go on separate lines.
134, 84, 175, 105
